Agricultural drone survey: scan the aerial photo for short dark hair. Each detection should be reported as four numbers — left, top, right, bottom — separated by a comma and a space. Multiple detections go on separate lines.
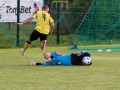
42, 5, 49, 10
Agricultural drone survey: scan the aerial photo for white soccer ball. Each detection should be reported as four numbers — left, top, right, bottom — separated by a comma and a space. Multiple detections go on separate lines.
82, 56, 92, 65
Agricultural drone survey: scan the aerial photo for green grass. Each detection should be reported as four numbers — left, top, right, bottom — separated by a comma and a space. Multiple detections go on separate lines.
0, 47, 120, 90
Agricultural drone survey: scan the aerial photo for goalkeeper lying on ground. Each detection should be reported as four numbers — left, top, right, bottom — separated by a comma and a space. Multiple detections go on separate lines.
30, 51, 92, 66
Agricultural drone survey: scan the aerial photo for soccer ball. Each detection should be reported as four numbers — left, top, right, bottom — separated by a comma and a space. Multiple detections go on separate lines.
82, 56, 92, 65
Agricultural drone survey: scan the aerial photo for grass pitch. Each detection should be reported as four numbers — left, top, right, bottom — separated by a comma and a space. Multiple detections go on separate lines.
0, 47, 120, 90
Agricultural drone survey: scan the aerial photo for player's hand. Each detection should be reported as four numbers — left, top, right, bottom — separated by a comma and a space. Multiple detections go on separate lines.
17, 22, 23, 25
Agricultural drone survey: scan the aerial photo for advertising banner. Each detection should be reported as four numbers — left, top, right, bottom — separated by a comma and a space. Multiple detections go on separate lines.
0, 0, 43, 22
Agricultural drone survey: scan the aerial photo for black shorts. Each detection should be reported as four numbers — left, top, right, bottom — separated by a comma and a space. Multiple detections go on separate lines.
30, 30, 48, 41
71, 51, 91, 65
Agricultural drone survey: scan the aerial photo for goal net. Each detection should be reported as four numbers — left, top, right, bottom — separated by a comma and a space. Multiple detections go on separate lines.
68, 0, 120, 51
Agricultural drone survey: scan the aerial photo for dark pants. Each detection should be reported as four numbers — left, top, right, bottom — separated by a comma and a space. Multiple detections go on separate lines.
71, 51, 91, 65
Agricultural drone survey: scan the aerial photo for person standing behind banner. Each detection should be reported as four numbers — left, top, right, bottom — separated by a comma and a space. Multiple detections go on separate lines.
17, 5, 54, 56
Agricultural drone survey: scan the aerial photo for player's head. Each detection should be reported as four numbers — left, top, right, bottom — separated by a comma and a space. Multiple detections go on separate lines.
43, 52, 51, 59
42, 5, 49, 12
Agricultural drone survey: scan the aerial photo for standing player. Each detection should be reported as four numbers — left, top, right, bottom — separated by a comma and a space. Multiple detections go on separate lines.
30, 51, 92, 66
17, 5, 54, 56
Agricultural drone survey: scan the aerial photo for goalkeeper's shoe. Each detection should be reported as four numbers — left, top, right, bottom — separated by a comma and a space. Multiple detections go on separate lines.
20, 48, 24, 56
30, 61, 36, 66
41, 40, 46, 50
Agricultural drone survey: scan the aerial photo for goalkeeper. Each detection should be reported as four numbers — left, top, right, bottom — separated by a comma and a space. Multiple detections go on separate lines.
30, 51, 92, 66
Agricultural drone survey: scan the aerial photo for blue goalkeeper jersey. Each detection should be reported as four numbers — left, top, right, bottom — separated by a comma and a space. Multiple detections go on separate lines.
41, 51, 72, 66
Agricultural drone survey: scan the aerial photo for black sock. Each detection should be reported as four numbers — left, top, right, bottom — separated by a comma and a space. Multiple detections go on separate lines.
36, 63, 42, 65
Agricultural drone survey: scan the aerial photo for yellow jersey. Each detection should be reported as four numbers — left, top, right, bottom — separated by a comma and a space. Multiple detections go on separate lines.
33, 11, 54, 34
